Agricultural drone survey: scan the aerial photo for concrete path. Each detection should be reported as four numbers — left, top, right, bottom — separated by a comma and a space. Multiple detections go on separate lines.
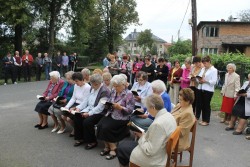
0, 81, 249, 167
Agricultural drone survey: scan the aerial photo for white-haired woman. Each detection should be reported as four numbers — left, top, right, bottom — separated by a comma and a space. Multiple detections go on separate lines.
34, 71, 64, 129
48, 71, 75, 133
97, 75, 135, 160
226, 74, 250, 135
220, 63, 240, 124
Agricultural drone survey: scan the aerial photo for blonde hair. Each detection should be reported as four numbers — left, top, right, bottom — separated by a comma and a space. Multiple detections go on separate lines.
93, 69, 103, 75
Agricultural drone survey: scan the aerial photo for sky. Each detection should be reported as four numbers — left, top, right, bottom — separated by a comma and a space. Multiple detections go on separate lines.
123, 0, 250, 43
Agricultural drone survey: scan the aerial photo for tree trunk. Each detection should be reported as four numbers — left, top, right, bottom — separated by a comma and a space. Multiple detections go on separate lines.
14, 24, 22, 55
48, 0, 56, 57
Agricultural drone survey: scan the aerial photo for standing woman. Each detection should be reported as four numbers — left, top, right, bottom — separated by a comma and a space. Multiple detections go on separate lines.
108, 54, 119, 76
140, 56, 155, 83
119, 54, 131, 82
155, 57, 169, 84
35, 53, 43, 81
43, 53, 52, 80
220, 63, 240, 124
168, 60, 183, 105
189, 56, 203, 113
180, 57, 192, 89
196, 56, 217, 126
34, 71, 64, 129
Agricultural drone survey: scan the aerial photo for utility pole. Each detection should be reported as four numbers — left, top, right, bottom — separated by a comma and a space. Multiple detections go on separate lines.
191, 0, 197, 57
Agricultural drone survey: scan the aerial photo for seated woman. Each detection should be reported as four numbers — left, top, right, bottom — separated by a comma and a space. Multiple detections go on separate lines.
34, 71, 64, 129
225, 74, 250, 135
73, 74, 111, 148
48, 71, 75, 134
61, 72, 91, 136
131, 79, 172, 131
131, 71, 153, 109
97, 75, 135, 160
102, 72, 112, 90
117, 94, 177, 167
171, 88, 196, 152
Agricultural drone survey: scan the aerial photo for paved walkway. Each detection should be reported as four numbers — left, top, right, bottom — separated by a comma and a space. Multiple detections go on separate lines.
0, 81, 249, 167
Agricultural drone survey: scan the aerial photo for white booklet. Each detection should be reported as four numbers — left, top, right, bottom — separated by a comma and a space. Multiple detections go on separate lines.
60, 107, 79, 115
36, 95, 45, 101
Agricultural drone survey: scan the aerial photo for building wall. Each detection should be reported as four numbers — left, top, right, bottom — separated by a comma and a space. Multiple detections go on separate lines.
245, 47, 250, 57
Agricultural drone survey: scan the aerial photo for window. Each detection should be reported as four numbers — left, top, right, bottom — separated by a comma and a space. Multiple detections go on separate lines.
202, 48, 218, 55
128, 43, 130, 47
134, 43, 137, 47
203, 27, 219, 37
159, 44, 162, 48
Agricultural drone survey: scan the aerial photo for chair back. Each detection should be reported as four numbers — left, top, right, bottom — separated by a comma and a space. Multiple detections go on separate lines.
130, 162, 140, 167
166, 126, 181, 167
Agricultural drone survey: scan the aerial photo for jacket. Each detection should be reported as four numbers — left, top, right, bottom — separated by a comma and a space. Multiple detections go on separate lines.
43, 79, 64, 101
58, 82, 74, 102
221, 72, 240, 98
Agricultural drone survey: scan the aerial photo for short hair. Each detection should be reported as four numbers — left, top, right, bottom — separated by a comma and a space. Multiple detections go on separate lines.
184, 57, 192, 64
93, 69, 103, 75
143, 94, 164, 111
109, 54, 115, 59
122, 55, 128, 60
81, 68, 91, 75
158, 57, 164, 63
49, 71, 60, 79
179, 88, 194, 104
119, 73, 127, 81
65, 71, 74, 79
72, 72, 84, 81
137, 71, 148, 81
90, 74, 103, 84
192, 56, 201, 63
102, 72, 112, 81
144, 56, 150, 61
202, 55, 211, 63
174, 60, 180, 66
111, 74, 126, 86
151, 80, 166, 93
226, 63, 236, 71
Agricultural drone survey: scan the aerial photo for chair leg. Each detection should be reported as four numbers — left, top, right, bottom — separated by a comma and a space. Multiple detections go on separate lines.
179, 152, 183, 162
189, 151, 193, 167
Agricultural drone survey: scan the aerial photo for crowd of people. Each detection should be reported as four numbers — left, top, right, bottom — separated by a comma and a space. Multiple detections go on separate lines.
31, 52, 250, 166
2, 50, 78, 85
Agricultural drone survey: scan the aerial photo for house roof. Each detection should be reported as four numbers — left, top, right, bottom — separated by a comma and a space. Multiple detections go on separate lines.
124, 29, 167, 43
222, 42, 250, 46
197, 21, 250, 30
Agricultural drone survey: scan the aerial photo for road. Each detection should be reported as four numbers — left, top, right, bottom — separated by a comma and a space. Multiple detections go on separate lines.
0, 81, 249, 167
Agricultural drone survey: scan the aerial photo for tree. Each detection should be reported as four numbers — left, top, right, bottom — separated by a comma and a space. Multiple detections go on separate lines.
137, 29, 153, 55
168, 39, 192, 56
150, 43, 158, 55
237, 9, 250, 22
97, 0, 139, 53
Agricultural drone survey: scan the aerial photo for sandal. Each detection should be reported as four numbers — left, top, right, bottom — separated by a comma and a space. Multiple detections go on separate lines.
105, 150, 117, 160
100, 148, 110, 156
246, 136, 250, 140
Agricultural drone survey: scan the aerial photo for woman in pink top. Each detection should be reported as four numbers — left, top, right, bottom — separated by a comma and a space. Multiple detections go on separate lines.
180, 58, 192, 89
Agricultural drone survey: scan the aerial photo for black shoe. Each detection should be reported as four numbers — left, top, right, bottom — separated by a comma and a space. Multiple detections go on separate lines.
225, 127, 234, 131
69, 133, 75, 137
74, 141, 84, 147
85, 143, 98, 150
38, 124, 48, 130
34, 124, 41, 128
232, 131, 242, 135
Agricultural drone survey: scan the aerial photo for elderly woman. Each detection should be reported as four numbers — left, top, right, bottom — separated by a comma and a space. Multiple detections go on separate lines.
220, 63, 240, 124
48, 71, 75, 134
131, 71, 153, 109
102, 72, 112, 90
73, 74, 110, 148
180, 57, 192, 89
141, 56, 155, 82
97, 75, 135, 160
93, 68, 103, 75
168, 60, 183, 105
119, 54, 131, 82
81, 68, 91, 83
155, 57, 169, 84
108, 54, 119, 76
131, 79, 171, 131
117, 94, 177, 167
171, 88, 196, 152
34, 71, 64, 129
225, 74, 250, 135
196, 56, 217, 126
61, 72, 91, 136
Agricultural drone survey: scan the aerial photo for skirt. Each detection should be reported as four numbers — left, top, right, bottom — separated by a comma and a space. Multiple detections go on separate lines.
34, 101, 53, 115
97, 116, 130, 143
232, 97, 250, 119
220, 96, 235, 114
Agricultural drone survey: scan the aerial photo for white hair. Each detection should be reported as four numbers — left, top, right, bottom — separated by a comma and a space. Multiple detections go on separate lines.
81, 68, 91, 75
151, 80, 166, 94
111, 74, 126, 85
65, 71, 74, 78
119, 73, 127, 81
226, 63, 236, 71
90, 74, 103, 84
49, 71, 60, 79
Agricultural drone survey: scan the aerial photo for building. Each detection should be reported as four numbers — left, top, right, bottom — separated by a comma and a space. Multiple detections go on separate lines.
122, 29, 168, 56
197, 21, 250, 56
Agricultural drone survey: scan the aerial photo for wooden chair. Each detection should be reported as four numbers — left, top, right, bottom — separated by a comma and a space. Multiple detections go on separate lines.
177, 120, 197, 167
166, 126, 181, 167
129, 162, 140, 167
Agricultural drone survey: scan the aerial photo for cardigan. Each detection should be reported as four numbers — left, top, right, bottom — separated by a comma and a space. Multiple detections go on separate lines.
43, 79, 64, 101
58, 82, 74, 102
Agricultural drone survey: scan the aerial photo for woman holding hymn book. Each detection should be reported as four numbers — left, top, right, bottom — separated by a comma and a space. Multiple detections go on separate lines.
48, 71, 75, 134
34, 71, 64, 129
117, 94, 177, 167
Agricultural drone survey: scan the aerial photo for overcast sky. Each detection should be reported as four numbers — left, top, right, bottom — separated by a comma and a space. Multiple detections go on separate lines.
123, 0, 250, 43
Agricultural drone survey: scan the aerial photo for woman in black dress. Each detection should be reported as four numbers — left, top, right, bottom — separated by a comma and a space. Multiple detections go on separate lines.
155, 57, 169, 84
140, 56, 155, 82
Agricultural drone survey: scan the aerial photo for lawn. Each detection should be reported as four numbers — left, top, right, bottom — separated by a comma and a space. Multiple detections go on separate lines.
211, 88, 222, 111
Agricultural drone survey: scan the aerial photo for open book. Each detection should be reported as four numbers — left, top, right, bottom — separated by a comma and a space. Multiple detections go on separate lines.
60, 107, 79, 115
36, 95, 45, 101
131, 90, 139, 96
53, 96, 65, 104
127, 121, 145, 133
238, 89, 247, 94
100, 99, 113, 107
132, 109, 144, 116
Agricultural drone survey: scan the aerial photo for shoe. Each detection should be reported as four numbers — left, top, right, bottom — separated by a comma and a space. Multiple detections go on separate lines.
224, 121, 229, 125
4, 83, 7, 85
14, 82, 17, 84
34, 124, 41, 128
38, 124, 48, 130
74, 141, 84, 147
232, 131, 242, 135
51, 126, 60, 133
69, 133, 75, 137
198, 121, 203, 125
200, 122, 209, 126
225, 127, 234, 131
100, 148, 110, 156
57, 129, 66, 134
85, 142, 98, 150
246, 136, 250, 140
220, 119, 225, 123
105, 151, 117, 160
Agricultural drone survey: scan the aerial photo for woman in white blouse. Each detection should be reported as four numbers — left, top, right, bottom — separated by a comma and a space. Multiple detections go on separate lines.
195, 56, 217, 126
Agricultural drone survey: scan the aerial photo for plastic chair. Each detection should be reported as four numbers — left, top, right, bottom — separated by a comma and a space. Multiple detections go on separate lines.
177, 120, 197, 167
166, 126, 181, 167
